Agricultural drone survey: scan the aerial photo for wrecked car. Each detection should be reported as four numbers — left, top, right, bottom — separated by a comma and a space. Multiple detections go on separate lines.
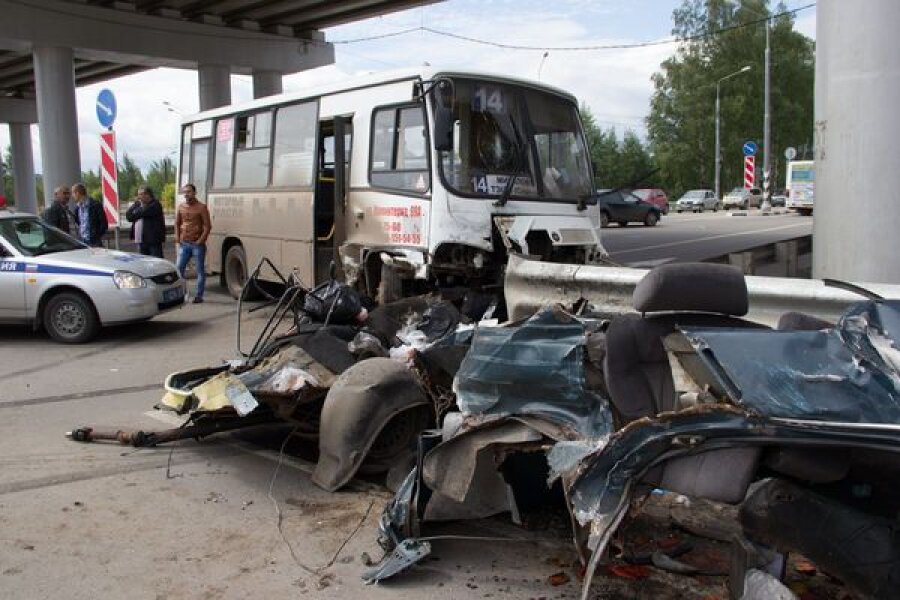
68, 264, 495, 492
367, 262, 900, 600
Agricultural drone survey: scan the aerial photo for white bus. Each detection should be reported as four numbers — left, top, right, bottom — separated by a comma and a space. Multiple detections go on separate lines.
786, 160, 814, 216
177, 68, 603, 300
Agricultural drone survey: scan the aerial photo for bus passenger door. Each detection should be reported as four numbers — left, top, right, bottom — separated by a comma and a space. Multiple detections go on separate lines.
314, 116, 352, 284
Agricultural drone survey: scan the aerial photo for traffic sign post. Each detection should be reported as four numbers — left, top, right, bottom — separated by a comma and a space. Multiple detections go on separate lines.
744, 155, 756, 189
96, 90, 119, 248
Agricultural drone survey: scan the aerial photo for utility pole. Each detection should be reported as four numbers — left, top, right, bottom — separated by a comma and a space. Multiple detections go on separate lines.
762, 17, 772, 207
715, 66, 752, 201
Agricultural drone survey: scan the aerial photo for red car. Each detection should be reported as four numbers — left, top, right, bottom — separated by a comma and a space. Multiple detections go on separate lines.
633, 188, 669, 215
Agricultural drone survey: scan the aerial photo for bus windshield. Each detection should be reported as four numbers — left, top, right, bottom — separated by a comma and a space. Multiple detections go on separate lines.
437, 77, 593, 203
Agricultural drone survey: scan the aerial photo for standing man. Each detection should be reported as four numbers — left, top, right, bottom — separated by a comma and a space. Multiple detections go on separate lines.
42, 186, 75, 235
71, 183, 108, 247
175, 183, 211, 304
126, 186, 166, 258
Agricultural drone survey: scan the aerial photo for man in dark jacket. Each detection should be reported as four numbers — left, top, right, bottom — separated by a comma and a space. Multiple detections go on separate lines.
42, 186, 75, 235
71, 183, 108, 247
125, 186, 166, 257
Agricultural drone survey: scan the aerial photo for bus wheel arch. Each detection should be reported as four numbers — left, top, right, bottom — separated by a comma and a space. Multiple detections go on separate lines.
222, 239, 250, 299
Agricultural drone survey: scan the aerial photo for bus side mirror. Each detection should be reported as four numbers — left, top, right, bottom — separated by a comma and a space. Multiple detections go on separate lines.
432, 80, 455, 152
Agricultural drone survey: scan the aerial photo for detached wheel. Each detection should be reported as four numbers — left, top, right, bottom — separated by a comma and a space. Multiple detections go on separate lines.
44, 291, 99, 343
224, 244, 255, 300
644, 211, 659, 227
600, 211, 610, 228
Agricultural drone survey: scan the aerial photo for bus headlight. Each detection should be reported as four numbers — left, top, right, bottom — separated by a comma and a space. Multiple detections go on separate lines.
113, 270, 146, 289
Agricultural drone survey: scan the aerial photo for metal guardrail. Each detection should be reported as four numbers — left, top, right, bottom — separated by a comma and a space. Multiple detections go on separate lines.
504, 253, 900, 327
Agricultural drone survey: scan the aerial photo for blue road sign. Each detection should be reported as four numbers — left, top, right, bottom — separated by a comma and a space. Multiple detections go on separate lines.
742, 140, 758, 156
96, 89, 117, 129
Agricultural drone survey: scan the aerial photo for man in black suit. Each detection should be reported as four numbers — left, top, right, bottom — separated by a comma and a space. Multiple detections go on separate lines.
126, 186, 166, 258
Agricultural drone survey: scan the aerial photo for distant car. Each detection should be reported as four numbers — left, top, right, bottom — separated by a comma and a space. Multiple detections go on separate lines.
632, 188, 669, 215
675, 189, 718, 212
0, 211, 185, 343
771, 190, 787, 207
723, 186, 763, 210
595, 189, 661, 228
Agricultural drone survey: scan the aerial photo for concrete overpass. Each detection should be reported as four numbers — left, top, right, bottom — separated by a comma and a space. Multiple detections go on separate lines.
0, 0, 436, 213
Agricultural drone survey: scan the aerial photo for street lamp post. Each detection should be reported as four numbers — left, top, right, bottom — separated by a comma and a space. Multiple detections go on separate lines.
715, 66, 752, 201
729, 1, 772, 205
762, 16, 772, 207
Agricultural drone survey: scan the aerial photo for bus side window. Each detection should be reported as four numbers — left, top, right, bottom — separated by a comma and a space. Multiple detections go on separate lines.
370, 104, 430, 193
272, 102, 317, 188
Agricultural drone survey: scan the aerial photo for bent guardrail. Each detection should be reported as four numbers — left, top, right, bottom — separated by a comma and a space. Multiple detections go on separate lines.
504, 254, 900, 326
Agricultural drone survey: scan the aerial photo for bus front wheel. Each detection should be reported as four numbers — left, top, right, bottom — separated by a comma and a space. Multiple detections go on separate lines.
224, 245, 249, 299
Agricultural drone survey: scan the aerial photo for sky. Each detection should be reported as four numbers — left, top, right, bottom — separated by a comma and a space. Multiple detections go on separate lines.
0, 0, 816, 176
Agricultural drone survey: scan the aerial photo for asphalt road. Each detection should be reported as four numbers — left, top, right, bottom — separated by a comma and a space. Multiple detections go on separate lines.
602, 209, 813, 266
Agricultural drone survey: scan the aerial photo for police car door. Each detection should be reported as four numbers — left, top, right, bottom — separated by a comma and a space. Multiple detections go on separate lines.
0, 241, 25, 320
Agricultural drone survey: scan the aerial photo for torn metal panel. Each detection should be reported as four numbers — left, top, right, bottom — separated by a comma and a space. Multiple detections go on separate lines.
680, 303, 900, 423
453, 307, 612, 439
422, 419, 544, 506
362, 538, 432, 584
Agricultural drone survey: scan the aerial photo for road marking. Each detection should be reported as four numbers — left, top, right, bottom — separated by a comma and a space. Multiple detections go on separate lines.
612, 222, 810, 256
1, 383, 162, 409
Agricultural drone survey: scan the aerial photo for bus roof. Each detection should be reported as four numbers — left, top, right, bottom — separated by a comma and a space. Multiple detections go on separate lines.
181, 66, 579, 124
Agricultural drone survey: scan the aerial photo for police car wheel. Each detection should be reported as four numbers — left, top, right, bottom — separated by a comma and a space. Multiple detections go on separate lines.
44, 292, 99, 343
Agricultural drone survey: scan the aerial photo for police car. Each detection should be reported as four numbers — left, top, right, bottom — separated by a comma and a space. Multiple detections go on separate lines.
0, 210, 185, 343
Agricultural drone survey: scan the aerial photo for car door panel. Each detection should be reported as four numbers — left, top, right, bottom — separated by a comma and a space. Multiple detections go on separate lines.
0, 257, 26, 320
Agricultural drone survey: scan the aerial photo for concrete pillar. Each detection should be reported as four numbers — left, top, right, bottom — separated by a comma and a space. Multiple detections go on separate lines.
813, 0, 900, 284
252, 69, 283, 99
33, 46, 81, 208
198, 64, 231, 111
9, 123, 37, 214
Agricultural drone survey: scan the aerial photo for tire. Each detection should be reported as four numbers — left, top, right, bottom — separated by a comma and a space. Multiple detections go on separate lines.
743, 200, 749, 210
713, 203, 718, 212
617, 221, 628, 227
644, 211, 659, 227
43, 291, 99, 344
224, 244, 251, 300
600, 211, 610, 228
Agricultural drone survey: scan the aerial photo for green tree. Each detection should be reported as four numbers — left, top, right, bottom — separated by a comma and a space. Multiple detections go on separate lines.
81, 169, 102, 202
145, 157, 176, 211
117, 154, 144, 205
647, 0, 814, 200
582, 107, 658, 189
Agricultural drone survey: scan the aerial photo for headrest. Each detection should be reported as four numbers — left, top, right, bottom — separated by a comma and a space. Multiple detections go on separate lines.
632, 263, 748, 316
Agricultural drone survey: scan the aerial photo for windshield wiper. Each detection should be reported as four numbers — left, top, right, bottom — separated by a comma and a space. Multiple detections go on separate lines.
494, 116, 526, 208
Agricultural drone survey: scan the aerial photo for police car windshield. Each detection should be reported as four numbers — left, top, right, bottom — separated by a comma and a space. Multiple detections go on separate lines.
0, 217, 87, 257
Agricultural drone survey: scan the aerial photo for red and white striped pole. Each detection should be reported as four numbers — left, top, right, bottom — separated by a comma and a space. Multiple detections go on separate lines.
744, 155, 756, 189
100, 131, 120, 249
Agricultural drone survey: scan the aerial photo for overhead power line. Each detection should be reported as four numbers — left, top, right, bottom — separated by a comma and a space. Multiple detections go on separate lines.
333, 3, 816, 52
